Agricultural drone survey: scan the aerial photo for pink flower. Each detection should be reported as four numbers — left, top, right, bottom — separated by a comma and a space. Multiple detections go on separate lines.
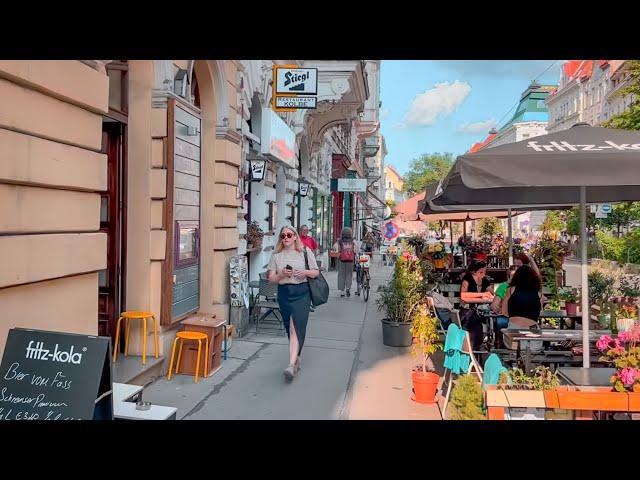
596, 335, 613, 352
618, 331, 631, 344
618, 368, 639, 387
611, 346, 626, 356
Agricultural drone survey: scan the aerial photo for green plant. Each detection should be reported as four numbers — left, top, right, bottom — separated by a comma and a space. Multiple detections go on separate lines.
449, 374, 485, 420
531, 236, 570, 301
498, 366, 559, 391
476, 217, 504, 238
620, 274, 640, 298
588, 269, 616, 308
558, 287, 578, 304
595, 229, 626, 263
540, 211, 566, 234
377, 256, 426, 323
410, 305, 441, 373
245, 221, 264, 246
596, 327, 640, 392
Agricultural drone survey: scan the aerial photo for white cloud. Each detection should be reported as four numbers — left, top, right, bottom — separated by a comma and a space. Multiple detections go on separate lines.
457, 119, 497, 134
380, 108, 390, 119
401, 81, 471, 128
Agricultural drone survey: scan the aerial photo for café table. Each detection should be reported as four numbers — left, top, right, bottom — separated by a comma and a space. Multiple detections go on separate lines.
556, 367, 617, 387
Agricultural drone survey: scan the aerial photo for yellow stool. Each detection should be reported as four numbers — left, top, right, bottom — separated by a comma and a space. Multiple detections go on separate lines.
112, 311, 159, 365
167, 331, 209, 384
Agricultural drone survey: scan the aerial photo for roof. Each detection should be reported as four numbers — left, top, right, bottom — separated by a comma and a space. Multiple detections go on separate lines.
393, 191, 425, 221
469, 132, 497, 153
385, 165, 404, 182
499, 81, 555, 131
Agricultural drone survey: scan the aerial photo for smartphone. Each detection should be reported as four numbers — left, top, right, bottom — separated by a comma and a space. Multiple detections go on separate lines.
285, 264, 292, 270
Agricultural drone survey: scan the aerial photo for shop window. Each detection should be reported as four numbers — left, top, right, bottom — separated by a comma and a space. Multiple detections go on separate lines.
175, 220, 199, 267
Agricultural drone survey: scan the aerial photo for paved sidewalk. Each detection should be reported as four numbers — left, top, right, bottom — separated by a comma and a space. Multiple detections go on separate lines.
142, 262, 442, 420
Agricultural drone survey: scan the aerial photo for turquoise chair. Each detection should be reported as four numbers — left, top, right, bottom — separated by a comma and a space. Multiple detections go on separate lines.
482, 353, 508, 387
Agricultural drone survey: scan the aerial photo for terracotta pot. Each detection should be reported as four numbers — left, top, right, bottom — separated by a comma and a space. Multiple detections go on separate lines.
411, 371, 440, 404
565, 302, 578, 316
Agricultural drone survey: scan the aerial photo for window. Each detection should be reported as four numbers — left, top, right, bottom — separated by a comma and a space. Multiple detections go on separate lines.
175, 221, 199, 267
266, 201, 277, 232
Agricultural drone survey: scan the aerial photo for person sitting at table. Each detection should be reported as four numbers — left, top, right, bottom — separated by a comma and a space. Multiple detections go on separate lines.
501, 264, 543, 329
460, 260, 494, 351
490, 265, 518, 348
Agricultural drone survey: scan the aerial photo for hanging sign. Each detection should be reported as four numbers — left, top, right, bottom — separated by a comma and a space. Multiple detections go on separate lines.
382, 221, 400, 241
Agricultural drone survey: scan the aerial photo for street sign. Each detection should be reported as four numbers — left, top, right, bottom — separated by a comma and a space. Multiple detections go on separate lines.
337, 178, 367, 192
383, 221, 399, 241
0, 328, 113, 420
275, 68, 318, 95
275, 96, 317, 109
601, 203, 612, 214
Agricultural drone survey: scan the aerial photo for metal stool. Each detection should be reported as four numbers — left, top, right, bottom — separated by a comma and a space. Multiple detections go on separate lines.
167, 331, 209, 384
112, 311, 159, 365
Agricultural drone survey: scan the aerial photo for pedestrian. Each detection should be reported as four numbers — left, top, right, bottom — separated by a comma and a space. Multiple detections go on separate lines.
331, 227, 359, 297
267, 226, 319, 381
298, 224, 319, 312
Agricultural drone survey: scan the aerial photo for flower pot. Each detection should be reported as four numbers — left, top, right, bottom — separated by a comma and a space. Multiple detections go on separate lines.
381, 319, 413, 347
565, 302, 578, 316
474, 253, 488, 262
411, 371, 440, 404
433, 258, 446, 269
617, 318, 636, 332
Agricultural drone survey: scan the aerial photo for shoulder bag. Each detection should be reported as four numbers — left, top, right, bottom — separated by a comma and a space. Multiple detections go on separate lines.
303, 248, 329, 306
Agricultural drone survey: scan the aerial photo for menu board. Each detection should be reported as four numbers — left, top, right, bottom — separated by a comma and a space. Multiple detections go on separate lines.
0, 328, 112, 420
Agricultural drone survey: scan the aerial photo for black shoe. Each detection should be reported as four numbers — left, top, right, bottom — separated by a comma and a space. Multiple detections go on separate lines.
346, 290, 351, 297
355, 290, 360, 296
340, 292, 345, 297
310, 306, 315, 312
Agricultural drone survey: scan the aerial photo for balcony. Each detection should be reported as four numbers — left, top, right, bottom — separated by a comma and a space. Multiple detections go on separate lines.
361, 135, 380, 158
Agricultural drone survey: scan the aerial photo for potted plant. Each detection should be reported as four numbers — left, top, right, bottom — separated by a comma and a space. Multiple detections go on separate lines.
377, 256, 425, 347
409, 304, 441, 403
558, 287, 579, 316
245, 221, 264, 249
615, 303, 638, 333
448, 374, 484, 420
596, 327, 640, 392
588, 270, 616, 326
619, 274, 640, 304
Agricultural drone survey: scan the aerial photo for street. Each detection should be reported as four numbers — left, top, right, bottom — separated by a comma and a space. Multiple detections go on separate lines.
142, 258, 441, 420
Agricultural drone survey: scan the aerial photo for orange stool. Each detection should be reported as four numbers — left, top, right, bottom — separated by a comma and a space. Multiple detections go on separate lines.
167, 331, 209, 384
112, 311, 159, 365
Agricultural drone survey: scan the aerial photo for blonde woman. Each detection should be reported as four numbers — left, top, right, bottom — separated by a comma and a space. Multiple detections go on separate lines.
267, 226, 319, 381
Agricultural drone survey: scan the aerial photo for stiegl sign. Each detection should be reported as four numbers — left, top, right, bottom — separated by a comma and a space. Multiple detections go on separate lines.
276, 68, 318, 95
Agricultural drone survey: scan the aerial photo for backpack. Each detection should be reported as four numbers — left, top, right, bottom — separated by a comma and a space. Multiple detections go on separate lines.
339, 241, 355, 262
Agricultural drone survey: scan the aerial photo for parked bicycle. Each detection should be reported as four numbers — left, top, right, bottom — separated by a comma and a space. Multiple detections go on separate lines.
355, 253, 372, 302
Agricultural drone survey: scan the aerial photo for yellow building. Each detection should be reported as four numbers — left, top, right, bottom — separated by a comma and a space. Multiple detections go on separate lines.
0, 60, 241, 382
384, 165, 405, 204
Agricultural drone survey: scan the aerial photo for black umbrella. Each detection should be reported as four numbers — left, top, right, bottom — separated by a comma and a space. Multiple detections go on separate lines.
432, 124, 640, 367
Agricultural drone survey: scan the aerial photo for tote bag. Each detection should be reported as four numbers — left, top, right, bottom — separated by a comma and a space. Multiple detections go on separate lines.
303, 249, 329, 306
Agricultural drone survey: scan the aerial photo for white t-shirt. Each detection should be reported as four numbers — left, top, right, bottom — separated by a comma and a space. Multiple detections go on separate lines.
267, 247, 319, 285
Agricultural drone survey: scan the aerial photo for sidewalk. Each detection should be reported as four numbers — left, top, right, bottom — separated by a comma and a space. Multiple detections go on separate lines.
141, 262, 442, 420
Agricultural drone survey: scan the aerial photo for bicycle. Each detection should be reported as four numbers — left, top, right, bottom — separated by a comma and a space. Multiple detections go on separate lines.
355, 253, 371, 302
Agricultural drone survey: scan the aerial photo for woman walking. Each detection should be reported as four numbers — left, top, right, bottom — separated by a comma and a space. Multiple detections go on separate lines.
331, 227, 359, 297
267, 226, 319, 381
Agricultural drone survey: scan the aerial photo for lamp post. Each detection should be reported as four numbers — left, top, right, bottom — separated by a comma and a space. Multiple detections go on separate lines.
298, 178, 311, 197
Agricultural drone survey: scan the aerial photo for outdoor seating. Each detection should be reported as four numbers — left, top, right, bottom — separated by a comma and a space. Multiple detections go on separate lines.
112, 311, 159, 365
254, 278, 284, 334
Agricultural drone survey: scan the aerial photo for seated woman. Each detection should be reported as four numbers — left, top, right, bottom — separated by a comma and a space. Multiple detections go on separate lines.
490, 265, 518, 348
502, 264, 543, 329
459, 260, 494, 351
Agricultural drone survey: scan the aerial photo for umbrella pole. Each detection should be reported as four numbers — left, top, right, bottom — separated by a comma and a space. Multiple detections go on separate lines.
463, 220, 467, 265
449, 220, 453, 253
508, 208, 513, 266
580, 186, 589, 368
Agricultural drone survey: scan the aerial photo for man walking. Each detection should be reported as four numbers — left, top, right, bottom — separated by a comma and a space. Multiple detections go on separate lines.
299, 225, 319, 311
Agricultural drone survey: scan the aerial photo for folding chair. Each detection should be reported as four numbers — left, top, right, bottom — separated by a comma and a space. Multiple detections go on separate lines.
439, 321, 483, 419
254, 279, 284, 334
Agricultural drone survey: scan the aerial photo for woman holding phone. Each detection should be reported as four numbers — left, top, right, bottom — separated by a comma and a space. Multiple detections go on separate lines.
267, 226, 319, 381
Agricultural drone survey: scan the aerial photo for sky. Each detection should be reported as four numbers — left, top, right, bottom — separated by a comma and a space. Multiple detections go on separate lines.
379, 60, 564, 176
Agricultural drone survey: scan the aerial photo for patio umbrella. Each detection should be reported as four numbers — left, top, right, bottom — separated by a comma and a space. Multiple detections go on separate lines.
432, 123, 640, 367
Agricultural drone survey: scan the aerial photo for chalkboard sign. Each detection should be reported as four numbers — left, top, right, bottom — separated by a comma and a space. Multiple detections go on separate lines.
0, 328, 113, 420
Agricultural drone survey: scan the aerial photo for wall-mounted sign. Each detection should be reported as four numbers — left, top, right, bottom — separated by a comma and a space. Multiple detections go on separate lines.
261, 108, 296, 169
276, 68, 318, 95
337, 178, 367, 192
276, 96, 317, 109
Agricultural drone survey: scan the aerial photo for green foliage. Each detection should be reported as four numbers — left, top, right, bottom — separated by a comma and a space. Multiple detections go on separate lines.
588, 269, 616, 307
558, 287, 578, 303
449, 374, 485, 420
403, 152, 454, 196
410, 305, 442, 373
530, 236, 570, 299
620, 274, 640, 297
595, 229, 626, 262
499, 366, 559, 391
476, 217, 504, 238
377, 256, 426, 323
540, 211, 565, 234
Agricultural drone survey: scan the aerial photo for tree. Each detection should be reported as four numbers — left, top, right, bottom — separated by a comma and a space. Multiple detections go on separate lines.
540, 211, 565, 234
403, 152, 454, 196
476, 217, 504, 238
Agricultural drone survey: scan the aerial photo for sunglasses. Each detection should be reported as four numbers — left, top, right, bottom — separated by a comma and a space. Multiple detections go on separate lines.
280, 233, 295, 239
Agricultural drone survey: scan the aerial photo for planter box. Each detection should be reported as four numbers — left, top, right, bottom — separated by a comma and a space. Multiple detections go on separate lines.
544, 409, 574, 420
556, 386, 628, 412
485, 389, 546, 408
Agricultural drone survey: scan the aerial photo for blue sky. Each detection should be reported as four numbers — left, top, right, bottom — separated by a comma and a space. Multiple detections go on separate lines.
380, 60, 563, 175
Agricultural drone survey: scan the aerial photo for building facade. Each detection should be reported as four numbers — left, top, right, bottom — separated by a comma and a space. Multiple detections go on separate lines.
384, 165, 406, 205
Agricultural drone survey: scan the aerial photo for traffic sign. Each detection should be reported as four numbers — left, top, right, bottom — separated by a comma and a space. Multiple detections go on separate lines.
601, 203, 612, 214
383, 221, 399, 241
